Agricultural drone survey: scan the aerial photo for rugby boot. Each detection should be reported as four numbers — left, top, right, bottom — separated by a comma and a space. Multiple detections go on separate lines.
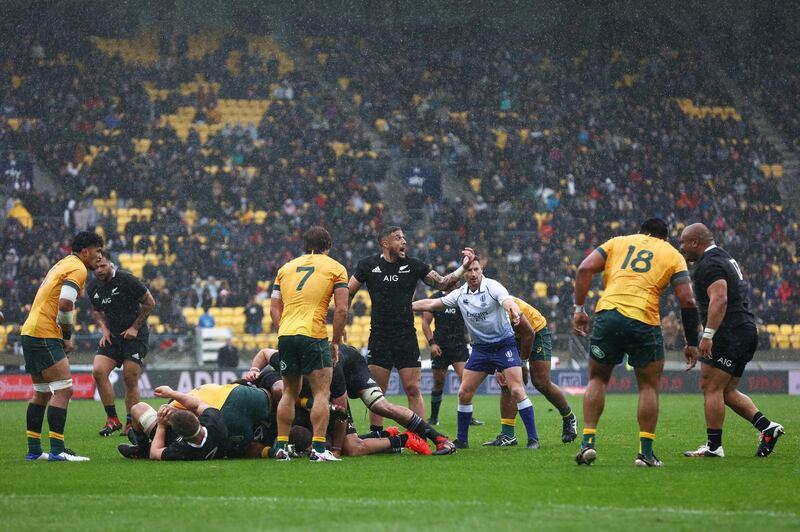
99, 418, 123, 437
562, 415, 578, 443
403, 432, 432, 455
434, 436, 457, 454
49, 448, 90, 462
575, 446, 596, 465
684, 444, 725, 458
756, 423, 784, 457
482, 434, 518, 447
634, 453, 663, 467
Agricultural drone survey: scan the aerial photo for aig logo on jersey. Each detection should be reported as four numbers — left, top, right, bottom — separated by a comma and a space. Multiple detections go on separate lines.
716, 356, 733, 368
383, 275, 399, 282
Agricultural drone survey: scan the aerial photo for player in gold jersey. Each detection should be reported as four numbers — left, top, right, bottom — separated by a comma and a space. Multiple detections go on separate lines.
270, 226, 349, 462
22, 231, 103, 462
572, 219, 699, 467
485, 296, 578, 447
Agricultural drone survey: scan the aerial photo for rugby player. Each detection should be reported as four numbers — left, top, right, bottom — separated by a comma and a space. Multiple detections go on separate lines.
246, 346, 457, 454
22, 231, 103, 462
679, 223, 784, 458
349, 226, 473, 434
484, 296, 577, 446
421, 291, 483, 427
412, 257, 540, 449
271, 226, 349, 462
573, 218, 699, 467
88, 253, 155, 436
119, 382, 275, 460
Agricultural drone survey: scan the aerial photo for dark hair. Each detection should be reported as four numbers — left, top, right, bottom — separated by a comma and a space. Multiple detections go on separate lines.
303, 226, 332, 253
100, 249, 115, 264
289, 425, 313, 452
379, 226, 403, 242
640, 218, 669, 239
170, 410, 201, 438
71, 231, 104, 253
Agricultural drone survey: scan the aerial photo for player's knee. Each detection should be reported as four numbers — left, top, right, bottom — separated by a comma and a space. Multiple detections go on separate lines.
360, 386, 386, 409
457, 388, 474, 404
404, 382, 421, 397
50, 379, 73, 398
508, 385, 527, 402
531, 373, 550, 391
122, 370, 139, 389
92, 366, 108, 381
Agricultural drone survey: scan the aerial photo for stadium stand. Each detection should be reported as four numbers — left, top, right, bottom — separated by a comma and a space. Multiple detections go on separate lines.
0, 20, 796, 362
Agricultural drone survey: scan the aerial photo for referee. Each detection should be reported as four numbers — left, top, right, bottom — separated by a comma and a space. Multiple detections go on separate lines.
679, 223, 784, 458
88, 253, 155, 436
421, 290, 483, 427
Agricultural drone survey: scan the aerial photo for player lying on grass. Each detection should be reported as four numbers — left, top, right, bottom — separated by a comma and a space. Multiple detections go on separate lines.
118, 381, 276, 460
245, 347, 456, 454
244, 364, 431, 457
484, 296, 577, 447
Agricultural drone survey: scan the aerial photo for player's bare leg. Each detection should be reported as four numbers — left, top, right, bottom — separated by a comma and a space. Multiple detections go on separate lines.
484, 385, 518, 446
453, 361, 482, 426
39, 358, 81, 460
454, 369, 485, 447
121, 360, 141, 433
398, 367, 425, 418
307, 367, 335, 460
367, 364, 391, 431
275, 374, 302, 459
577, 359, 613, 464
531, 360, 576, 442
633, 360, 664, 466
501, 366, 539, 448
93, 355, 122, 435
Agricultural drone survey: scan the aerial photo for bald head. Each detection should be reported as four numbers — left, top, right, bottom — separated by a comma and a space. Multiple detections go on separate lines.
679, 223, 715, 262
682, 223, 714, 244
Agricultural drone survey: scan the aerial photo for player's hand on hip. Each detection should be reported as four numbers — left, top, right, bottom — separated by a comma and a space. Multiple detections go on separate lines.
699, 337, 713, 358
99, 331, 112, 347
121, 327, 139, 340
683, 346, 699, 371
331, 343, 340, 367
430, 343, 442, 357
572, 311, 589, 337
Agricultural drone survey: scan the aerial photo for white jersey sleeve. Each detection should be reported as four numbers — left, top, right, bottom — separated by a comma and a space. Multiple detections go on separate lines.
485, 278, 511, 305
439, 287, 462, 308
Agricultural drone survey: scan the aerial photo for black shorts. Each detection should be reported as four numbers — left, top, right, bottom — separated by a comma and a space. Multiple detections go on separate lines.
97, 335, 148, 367
430, 343, 469, 370
700, 324, 758, 378
367, 335, 421, 370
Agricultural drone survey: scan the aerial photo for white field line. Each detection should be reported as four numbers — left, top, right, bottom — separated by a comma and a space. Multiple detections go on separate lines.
0, 493, 797, 520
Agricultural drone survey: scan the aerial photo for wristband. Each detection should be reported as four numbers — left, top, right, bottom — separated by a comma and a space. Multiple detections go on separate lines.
453, 265, 466, 278
574, 305, 585, 313
427, 339, 436, 346
702, 327, 716, 340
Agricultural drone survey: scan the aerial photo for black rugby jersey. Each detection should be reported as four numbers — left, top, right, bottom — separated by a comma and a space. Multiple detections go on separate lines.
87, 269, 149, 338
430, 290, 467, 347
692, 246, 755, 329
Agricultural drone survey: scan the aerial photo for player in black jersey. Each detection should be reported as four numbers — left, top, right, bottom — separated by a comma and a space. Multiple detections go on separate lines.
421, 290, 482, 426
680, 223, 784, 458
87, 253, 155, 436
348, 226, 474, 435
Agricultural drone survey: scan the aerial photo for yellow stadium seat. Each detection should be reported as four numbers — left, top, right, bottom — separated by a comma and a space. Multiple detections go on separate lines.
534, 282, 548, 299
765, 324, 780, 334
771, 164, 783, 178
779, 324, 793, 335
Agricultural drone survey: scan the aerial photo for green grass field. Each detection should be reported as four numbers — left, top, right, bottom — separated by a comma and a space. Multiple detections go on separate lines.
1, 394, 798, 531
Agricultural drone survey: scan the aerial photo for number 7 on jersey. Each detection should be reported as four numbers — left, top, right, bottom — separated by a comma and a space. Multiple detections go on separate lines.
295, 266, 315, 290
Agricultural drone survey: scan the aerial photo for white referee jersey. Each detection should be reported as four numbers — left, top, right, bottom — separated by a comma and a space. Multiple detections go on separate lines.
440, 277, 515, 344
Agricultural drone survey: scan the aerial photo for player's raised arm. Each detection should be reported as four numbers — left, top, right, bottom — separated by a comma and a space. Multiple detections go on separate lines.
244, 348, 278, 381
423, 247, 475, 290
573, 249, 606, 336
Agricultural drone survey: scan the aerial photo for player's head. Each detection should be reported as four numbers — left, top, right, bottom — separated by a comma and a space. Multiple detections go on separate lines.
94, 251, 116, 282
639, 218, 669, 240
304, 226, 332, 254
71, 231, 104, 270
289, 425, 313, 452
679, 223, 715, 263
379, 226, 406, 260
170, 409, 202, 440
465, 254, 483, 290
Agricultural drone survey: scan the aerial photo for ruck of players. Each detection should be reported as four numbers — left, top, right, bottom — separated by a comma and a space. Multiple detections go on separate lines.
21, 221, 783, 465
